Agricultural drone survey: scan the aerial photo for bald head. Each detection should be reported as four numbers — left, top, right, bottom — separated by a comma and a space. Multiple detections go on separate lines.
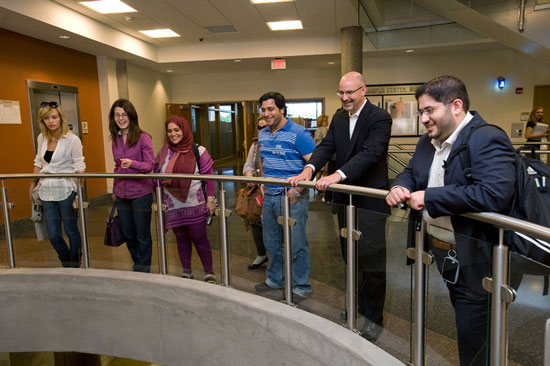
338, 72, 367, 114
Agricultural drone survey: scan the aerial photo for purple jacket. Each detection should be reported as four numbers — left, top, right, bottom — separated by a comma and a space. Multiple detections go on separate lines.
112, 132, 155, 199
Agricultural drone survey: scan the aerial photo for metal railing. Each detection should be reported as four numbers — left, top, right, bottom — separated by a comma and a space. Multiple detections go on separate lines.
1, 172, 549, 365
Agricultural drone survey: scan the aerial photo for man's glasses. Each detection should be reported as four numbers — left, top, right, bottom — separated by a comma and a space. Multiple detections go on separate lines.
40, 101, 59, 108
336, 85, 364, 97
416, 104, 446, 117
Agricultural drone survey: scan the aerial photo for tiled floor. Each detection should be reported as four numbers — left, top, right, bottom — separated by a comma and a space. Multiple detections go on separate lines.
0, 160, 548, 365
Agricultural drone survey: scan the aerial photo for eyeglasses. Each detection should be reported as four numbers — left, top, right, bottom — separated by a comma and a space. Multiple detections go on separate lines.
336, 86, 364, 97
416, 104, 446, 117
114, 113, 128, 119
257, 125, 266, 130
40, 101, 59, 108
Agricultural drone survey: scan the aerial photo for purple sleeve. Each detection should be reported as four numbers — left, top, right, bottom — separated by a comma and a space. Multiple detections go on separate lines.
131, 134, 155, 173
199, 147, 216, 196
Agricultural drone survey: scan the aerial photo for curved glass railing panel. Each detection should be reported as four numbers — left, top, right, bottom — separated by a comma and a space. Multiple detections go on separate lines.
508, 252, 550, 365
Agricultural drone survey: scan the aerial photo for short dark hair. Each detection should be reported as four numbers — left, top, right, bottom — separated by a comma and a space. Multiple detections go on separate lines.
415, 75, 470, 112
259, 92, 286, 116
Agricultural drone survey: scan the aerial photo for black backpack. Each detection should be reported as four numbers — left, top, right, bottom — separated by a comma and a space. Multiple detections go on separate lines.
446, 124, 550, 293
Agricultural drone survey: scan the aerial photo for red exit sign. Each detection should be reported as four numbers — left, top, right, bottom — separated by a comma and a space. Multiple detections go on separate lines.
271, 58, 286, 70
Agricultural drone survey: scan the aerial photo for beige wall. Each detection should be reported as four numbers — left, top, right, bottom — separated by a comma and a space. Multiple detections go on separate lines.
171, 47, 550, 145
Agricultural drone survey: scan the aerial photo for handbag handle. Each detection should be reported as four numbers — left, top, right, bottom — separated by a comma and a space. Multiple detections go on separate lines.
109, 201, 117, 220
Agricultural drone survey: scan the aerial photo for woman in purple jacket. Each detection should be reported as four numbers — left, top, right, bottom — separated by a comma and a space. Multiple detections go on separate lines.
109, 99, 155, 273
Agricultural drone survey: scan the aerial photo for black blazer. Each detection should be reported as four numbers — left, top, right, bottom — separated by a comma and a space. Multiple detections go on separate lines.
393, 112, 516, 293
308, 100, 392, 214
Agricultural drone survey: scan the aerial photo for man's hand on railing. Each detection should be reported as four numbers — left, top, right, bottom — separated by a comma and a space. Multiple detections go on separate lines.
316, 173, 341, 191
385, 186, 411, 207
287, 167, 313, 187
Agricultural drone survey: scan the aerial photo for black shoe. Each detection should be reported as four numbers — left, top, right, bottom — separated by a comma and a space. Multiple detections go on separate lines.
248, 256, 268, 270
255, 282, 279, 292
361, 320, 383, 342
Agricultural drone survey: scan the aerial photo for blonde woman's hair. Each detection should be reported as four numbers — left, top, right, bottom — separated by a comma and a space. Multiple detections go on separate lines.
38, 104, 70, 141
528, 106, 544, 123
316, 114, 329, 126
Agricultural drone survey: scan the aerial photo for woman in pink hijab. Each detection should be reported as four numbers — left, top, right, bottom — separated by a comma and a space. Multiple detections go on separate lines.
155, 116, 216, 283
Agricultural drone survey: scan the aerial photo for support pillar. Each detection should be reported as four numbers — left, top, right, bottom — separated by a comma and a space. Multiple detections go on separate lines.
340, 26, 363, 75
116, 59, 129, 99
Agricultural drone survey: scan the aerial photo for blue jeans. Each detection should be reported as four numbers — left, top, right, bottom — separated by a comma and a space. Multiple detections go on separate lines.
262, 194, 311, 297
42, 191, 81, 267
116, 193, 153, 273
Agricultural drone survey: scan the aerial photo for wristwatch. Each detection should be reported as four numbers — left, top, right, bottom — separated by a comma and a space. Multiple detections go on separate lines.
293, 189, 301, 198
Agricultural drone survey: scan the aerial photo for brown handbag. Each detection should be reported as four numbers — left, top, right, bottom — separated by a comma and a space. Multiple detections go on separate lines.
235, 184, 262, 224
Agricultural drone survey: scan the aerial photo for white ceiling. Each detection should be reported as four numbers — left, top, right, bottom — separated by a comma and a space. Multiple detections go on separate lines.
0, 0, 549, 74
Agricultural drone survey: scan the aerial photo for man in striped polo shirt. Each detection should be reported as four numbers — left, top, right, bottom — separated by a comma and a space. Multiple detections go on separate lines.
254, 91, 316, 302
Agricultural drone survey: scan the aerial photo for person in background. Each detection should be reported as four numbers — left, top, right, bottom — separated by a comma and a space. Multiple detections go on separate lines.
109, 99, 154, 273
155, 115, 217, 283
313, 114, 329, 183
242, 116, 268, 270
524, 107, 547, 160
30, 101, 85, 268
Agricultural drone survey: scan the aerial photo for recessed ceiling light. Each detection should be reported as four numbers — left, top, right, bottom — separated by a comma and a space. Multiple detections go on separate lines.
251, 0, 294, 4
328, 61, 335, 65
405, 49, 414, 53
79, 0, 137, 14
166, 70, 173, 73
267, 20, 303, 31
139, 29, 180, 38
234, 59, 242, 63
59, 35, 70, 39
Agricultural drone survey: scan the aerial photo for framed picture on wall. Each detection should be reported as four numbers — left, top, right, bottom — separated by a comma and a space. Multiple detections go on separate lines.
365, 83, 423, 137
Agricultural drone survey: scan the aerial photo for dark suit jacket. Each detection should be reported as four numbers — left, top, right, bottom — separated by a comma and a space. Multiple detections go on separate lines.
308, 100, 392, 214
393, 111, 516, 294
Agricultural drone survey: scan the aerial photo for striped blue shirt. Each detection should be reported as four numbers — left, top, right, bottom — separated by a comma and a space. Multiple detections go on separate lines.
258, 119, 316, 195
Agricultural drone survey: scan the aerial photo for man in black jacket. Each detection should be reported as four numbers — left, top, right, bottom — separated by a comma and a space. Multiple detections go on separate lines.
386, 75, 516, 365
289, 71, 392, 342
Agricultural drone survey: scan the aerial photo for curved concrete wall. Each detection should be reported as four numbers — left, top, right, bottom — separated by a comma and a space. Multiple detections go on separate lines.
0, 269, 403, 366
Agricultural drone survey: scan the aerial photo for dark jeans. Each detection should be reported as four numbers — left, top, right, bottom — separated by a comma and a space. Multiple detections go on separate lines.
116, 193, 153, 273
42, 191, 81, 267
336, 205, 387, 326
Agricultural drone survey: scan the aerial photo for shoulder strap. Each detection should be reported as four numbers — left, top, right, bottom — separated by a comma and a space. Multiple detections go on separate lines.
445, 124, 503, 182
193, 144, 208, 201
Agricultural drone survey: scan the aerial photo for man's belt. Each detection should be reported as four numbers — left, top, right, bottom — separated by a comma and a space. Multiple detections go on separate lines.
430, 237, 456, 251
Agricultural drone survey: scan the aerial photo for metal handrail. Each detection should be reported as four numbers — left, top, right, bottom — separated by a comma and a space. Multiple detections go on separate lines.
2, 172, 549, 366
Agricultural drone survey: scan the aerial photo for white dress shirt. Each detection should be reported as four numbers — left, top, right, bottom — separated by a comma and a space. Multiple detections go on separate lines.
424, 111, 474, 243
34, 132, 86, 202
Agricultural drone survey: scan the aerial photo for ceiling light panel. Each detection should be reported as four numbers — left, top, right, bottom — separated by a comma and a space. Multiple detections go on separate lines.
79, 0, 137, 14
267, 20, 303, 31
251, 0, 294, 3
139, 29, 181, 38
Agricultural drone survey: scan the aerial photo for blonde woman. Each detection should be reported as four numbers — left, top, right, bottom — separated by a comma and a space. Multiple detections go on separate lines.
30, 101, 85, 267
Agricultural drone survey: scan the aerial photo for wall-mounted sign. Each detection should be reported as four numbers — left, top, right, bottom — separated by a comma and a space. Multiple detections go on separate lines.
0, 100, 22, 124
516, 87, 524, 94
271, 58, 286, 70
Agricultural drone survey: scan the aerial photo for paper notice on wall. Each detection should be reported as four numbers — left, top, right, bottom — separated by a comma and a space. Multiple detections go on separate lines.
0, 100, 22, 124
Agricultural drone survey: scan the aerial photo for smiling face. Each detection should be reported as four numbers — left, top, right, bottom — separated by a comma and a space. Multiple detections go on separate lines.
114, 106, 130, 131
166, 122, 183, 145
261, 98, 285, 131
338, 74, 366, 114
418, 94, 459, 143
42, 108, 61, 132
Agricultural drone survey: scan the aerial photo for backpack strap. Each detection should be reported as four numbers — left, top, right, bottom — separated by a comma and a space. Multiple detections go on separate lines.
445, 123, 505, 183
192, 143, 208, 202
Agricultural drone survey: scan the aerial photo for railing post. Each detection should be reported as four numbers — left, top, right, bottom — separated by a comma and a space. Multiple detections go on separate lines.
76, 180, 90, 268
280, 188, 295, 305
487, 228, 514, 366
1, 179, 15, 268
412, 214, 427, 366
217, 182, 231, 287
154, 183, 167, 275
344, 194, 358, 331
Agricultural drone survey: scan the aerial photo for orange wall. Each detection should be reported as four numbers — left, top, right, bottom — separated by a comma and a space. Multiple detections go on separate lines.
0, 28, 106, 219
